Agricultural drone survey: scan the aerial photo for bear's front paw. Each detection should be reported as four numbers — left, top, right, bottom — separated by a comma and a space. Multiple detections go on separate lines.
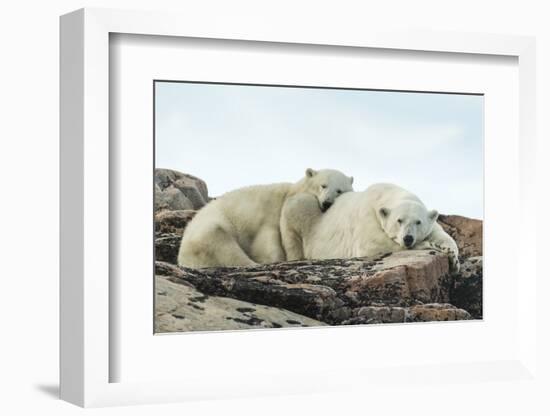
416, 240, 438, 251
439, 244, 460, 274
449, 253, 460, 274
418, 240, 460, 273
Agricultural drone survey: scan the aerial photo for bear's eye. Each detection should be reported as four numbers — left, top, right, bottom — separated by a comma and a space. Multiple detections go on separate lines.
321, 184, 327, 189
416, 220, 421, 225
336, 189, 342, 194
397, 219, 403, 224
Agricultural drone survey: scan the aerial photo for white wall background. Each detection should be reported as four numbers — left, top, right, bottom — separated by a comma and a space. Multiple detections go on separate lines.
1, 1, 548, 415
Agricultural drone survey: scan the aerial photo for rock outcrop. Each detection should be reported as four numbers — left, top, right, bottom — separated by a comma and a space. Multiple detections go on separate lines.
155, 209, 197, 234
156, 275, 325, 332
155, 209, 197, 263
155, 234, 183, 264
346, 303, 471, 325
156, 249, 471, 328
450, 256, 483, 318
438, 214, 483, 257
155, 168, 209, 212
154, 169, 483, 332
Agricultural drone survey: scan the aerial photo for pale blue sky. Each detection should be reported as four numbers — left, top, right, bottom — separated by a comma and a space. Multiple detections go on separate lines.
155, 82, 483, 219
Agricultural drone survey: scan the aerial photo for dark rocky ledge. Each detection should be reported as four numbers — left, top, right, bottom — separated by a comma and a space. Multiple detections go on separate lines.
156, 249, 478, 330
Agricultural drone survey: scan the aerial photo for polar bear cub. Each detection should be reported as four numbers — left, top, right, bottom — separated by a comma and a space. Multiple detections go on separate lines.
177, 168, 354, 268
281, 183, 460, 272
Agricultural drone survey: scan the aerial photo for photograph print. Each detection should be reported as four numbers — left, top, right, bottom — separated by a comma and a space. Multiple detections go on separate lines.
154, 81, 483, 333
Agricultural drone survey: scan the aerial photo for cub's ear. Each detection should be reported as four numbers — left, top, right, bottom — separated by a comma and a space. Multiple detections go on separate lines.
305, 168, 317, 178
428, 209, 439, 222
349, 176, 354, 184
378, 207, 390, 218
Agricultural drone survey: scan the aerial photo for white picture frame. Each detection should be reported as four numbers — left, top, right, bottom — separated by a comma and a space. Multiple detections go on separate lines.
60, 7, 538, 408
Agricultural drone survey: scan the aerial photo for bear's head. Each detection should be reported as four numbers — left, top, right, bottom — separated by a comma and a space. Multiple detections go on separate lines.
376, 202, 438, 249
304, 168, 354, 212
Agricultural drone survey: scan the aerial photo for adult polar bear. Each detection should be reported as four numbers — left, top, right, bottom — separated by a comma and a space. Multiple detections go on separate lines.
177, 168, 354, 268
281, 183, 460, 272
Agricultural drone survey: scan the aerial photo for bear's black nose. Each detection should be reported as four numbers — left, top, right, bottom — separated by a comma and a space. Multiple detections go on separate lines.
403, 235, 414, 247
321, 201, 333, 212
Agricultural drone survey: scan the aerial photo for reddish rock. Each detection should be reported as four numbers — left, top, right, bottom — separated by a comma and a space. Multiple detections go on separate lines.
344, 303, 471, 324
406, 303, 471, 322
155, 209, 197, 235
352, 305, 407, 324
343, 251, 452, 306
438, 214, 483, 257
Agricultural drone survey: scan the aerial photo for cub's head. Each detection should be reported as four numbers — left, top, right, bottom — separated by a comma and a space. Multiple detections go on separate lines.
304, 168, 354, 212
376, 202, 438, 249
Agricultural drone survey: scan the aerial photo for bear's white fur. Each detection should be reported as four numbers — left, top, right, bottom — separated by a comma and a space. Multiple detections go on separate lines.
281, 183, 460, 272
177, 169, 354, 268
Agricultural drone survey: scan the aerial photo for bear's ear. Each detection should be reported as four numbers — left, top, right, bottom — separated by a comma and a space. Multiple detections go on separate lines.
378, 207, 390, 218
428, 209, 439, 222
349, 176, 354, 184
305, 168, 317, 178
